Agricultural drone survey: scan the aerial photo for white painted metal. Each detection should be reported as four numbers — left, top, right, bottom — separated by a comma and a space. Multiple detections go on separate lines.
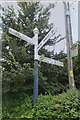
8, 26, 64, 107
38, 55, 64, 67
33, 27, 39, 60
9, 28, 36, 45
38, 28, 55, 50
9, 27, 64, 67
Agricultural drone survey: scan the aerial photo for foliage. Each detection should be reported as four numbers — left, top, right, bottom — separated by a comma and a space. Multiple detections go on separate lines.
3, 62, 34, 94
73, 42, 80, 89
2, 89, 80, 119
1, 2, 53, 95
1, 2, 80, 99
1, 2, 70, 96
1, 2, 80, 120
38, 50, 69, 95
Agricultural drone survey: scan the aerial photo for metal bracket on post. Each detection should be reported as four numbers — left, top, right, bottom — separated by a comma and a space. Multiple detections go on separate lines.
33, 27, 39, 106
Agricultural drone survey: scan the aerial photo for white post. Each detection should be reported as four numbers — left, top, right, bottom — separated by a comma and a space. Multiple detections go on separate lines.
33, 27, 39, 106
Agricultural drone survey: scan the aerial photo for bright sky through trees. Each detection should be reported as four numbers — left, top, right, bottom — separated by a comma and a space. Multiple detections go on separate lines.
0, 1, 78, 53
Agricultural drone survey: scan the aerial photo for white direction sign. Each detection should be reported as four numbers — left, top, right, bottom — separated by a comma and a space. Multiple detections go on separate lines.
9, 28, 36, 45
38, 28, 55, 50
39, 55, 64, 67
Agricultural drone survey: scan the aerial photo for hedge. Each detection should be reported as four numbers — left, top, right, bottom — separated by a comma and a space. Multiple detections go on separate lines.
2, 89, 80, 119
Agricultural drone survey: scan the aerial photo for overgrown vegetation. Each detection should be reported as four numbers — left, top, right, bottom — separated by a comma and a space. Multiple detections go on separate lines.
2, 89, 80, 119
1, 2, 69, 96
0, 2, 80, 119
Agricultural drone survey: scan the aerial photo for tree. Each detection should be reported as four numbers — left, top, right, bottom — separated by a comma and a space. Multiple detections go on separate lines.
1, 2, 54, 95
1, 2, 69, 96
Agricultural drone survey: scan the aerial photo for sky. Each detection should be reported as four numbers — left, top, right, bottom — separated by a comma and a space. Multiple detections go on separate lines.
0, 1, 78, 53
43, 1, 78, 53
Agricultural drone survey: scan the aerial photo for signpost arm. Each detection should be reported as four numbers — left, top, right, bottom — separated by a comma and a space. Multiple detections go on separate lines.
33, 27, 39, 106
38, 28, 55, 50
9, 28, 36, 45
38, 55, 64, 67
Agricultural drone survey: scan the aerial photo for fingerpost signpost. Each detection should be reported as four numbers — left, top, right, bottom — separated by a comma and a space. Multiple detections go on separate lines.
9, 27, 64, 106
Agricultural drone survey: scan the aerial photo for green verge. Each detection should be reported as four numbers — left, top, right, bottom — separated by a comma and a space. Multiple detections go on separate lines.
2, 89, 80, 119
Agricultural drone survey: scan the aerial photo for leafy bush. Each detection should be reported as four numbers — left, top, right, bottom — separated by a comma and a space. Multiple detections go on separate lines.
2, 89, 80, 119
28, 89, 80, 119
2, 62, 34, 94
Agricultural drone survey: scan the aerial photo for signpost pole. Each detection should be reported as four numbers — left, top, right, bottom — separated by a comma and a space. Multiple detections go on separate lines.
8, 27, 64, 106
33, 27, 39, 106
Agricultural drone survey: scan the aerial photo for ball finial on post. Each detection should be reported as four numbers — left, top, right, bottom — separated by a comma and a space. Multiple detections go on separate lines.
33, 27, 39, 35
